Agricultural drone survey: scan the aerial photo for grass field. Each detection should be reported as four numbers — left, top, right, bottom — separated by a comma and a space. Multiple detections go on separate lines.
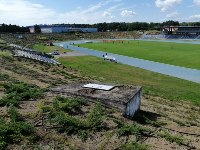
33, 44, 71, 53
59, 56, 200, 104
79, 40, 200, 70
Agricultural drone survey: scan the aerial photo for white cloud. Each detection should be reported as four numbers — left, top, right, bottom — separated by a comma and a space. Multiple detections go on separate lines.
0, 0, 123, 26
120, 10, 136, 17
193, 0, 200, 6
166, 11, 179, 18
102, 11, 115, 19
189, 14, 200, 19
155, 0, 182, 12
0, 0, 56, 25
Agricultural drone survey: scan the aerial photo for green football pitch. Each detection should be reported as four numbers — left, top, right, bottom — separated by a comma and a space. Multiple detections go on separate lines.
79, 40, 200, 70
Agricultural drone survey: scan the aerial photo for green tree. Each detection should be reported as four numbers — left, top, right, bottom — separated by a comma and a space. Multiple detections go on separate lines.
34, 25, 41, 33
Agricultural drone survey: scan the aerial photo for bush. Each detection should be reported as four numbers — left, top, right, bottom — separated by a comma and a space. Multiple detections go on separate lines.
0, 82, 43, 107
0, 118, 35, 149
0, 93, 21, 107
0, 73, 9, 81
0, 108, 36, 149
47, 103, 106, 141
3, 82, 43, 99
53, 111, 86, 134
53, 96, 87, 113
119, 141, 148, 150
7, 105, 23, 122
86, 103, 106, 130
159, 130, 186, 145
117, 123, 150, 137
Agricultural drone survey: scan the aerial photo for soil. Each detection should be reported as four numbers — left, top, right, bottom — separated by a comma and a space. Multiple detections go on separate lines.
0, 52, 200, 150
55, 51, 88, 58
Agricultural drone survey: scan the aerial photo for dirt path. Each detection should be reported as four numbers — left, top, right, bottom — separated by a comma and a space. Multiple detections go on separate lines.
55, 51, 88, 58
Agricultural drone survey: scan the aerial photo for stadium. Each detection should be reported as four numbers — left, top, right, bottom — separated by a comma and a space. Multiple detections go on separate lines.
1, 25, 200, 149
143, 26, 200, 39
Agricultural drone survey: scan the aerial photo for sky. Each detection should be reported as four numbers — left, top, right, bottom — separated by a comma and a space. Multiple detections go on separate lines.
0, 0, 200, 26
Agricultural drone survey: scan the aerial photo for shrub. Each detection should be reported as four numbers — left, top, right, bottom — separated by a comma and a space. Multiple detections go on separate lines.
0, 82, 43, 107
0, 118, 33, 149
53, 96, 87, 113
0, 93, 21, 107
3, 82, 43, 100
117, 123, 151, 137
86, 103, 106, 130
0, 108, 36, 149
7, 105, 23, 122
47, 103, 106, 141
0, 73, 9, 81
119, 141, 148, 150
159, 130, 186, 145
53, 112, 87, 134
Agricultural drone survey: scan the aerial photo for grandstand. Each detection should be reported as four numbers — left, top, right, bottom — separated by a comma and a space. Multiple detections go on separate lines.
163, 26, 200, 35
10, 44, 60, 65
142, 26, 200, 40
163, 26, 200, 39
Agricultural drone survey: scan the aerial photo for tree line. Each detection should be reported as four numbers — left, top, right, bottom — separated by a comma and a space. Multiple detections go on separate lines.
0, 20, 200, 33
0, 24, 29, 33
48, 21, 200, 32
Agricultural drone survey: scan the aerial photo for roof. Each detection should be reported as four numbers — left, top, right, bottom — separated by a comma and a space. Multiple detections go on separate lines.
51, 81, 142, 104
27, 25, 70, 28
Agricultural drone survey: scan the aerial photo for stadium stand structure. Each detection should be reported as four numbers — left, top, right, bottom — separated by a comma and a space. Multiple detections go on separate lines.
10, 44, 60, 65
142, 26, 200, 40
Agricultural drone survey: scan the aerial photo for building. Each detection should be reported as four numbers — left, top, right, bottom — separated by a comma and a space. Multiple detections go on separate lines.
163, 26, 200, 35
28, 25, 98, 33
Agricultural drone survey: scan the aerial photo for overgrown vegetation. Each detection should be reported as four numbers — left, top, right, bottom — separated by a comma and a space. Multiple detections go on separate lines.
0, 82, 43, 107
159, 130, 186, 145
52, 96, 87, 113
40, 97, 107, 141
119, 141, 148, 150
117, 123, 151, 137
0, 73, 9, 81
0, 106, 36, 149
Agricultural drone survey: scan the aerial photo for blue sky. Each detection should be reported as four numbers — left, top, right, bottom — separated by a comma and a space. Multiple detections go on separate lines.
0, 0, 200, 26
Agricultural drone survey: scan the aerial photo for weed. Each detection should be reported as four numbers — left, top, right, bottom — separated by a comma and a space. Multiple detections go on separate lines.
53, 96, 87, 113
7, 105, 23, 122
0, 82, 43, 107
119, 141, 148, 150
46, 102, 106, 141
159, 130, 186, 145
117, 123, 151, 137
86, 103, 106, 130
0, 73, 9, 81
0, 109, 36, 149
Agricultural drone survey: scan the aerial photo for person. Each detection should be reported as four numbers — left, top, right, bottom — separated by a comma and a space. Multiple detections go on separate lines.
102, 54, 105, 60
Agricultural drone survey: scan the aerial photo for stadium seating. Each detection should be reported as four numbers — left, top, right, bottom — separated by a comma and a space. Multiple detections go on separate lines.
11, 44, 60, 65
